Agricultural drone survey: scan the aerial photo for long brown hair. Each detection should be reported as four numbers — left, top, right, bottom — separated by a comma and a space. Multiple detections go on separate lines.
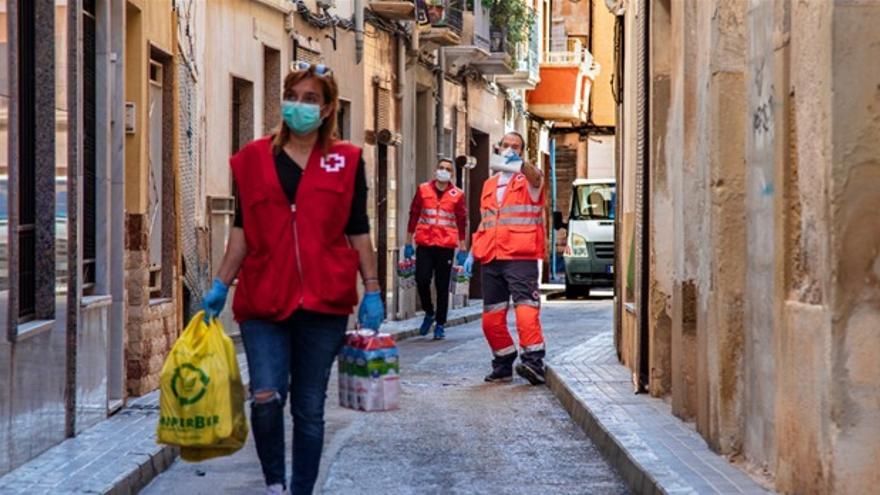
272, 66, 340, 156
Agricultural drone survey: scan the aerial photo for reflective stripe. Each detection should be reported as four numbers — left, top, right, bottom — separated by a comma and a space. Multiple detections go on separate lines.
419, 217, 456, 227
521, 343, 545, 353
482, 210, 496, 219
493, 345, 517, 357
500, 205, 543, 214
438, 210, 456, 219
483, 301, 510, 313
514, 299, 541, 308
498, 217, 544, 226
479, 220, 496, 230
421, 208, 438, 215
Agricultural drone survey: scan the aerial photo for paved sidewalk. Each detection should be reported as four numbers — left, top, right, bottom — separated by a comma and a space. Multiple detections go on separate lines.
0, 302, 482, 495
547, 332, 772, 495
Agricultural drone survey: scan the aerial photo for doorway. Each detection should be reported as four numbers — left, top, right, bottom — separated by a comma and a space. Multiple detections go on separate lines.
467, 128, 490, 299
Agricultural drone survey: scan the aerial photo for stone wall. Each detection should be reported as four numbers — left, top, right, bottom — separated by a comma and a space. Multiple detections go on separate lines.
616, 0, 880, 491
125, 213, 178, 396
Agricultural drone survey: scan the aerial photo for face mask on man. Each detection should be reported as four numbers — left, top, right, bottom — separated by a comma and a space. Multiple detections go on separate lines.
435, 169, 452, 183
489, 147, 523, 173
282, 100, 324, 135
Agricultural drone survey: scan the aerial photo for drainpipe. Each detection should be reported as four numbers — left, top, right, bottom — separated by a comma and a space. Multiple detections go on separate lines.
355, 0, 364, 63
550, 137, 558, 282
435, 48, 445, 159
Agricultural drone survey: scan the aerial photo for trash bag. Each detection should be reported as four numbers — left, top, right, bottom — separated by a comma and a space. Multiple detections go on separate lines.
338, 330, 400, 412
157, 311, 248, 459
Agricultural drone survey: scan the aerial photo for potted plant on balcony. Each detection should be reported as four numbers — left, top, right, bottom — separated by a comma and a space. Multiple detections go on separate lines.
481, 0, 534, 48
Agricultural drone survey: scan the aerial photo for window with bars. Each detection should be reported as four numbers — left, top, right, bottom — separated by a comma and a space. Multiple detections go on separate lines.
18, 0, 37, 319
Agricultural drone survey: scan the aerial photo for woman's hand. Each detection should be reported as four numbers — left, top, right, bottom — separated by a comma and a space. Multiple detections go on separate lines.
358, 291, 385, 330
202, 278, 229, 323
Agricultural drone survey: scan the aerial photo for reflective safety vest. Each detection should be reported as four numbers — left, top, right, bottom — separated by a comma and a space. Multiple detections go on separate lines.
413, 181, 463, 249
472, 173, 545, 262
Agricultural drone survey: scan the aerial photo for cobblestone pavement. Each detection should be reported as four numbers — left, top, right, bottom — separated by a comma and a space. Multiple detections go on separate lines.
142, 298, 629, 495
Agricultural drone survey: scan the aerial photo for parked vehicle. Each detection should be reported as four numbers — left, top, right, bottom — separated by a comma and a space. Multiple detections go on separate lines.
553, 178, 616, 298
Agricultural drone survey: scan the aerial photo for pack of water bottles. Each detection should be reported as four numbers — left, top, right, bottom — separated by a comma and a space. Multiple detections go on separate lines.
338, 330, 401, 412
449, 264, 471, 296
397, 257, 416, 290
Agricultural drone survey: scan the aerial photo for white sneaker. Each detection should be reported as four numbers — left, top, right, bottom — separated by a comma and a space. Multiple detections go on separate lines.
266, 484, 288, 495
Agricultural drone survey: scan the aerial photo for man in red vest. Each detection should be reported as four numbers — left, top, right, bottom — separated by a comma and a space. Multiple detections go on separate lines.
465, 131, 547, 385
404, 158, 467, 341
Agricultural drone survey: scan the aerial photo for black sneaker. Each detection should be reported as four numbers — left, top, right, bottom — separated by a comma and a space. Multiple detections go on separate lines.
515, 362, 546, 385
484, 369, 513, 383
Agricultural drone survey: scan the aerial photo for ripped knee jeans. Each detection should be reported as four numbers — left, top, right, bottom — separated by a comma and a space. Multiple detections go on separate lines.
240, 311, 347, 494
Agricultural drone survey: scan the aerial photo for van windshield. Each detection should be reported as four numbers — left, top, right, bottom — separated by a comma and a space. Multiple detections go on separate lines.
572, 183, 615, 220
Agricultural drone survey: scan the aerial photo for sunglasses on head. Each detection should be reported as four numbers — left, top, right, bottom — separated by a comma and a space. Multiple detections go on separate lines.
292, 60, 332, 76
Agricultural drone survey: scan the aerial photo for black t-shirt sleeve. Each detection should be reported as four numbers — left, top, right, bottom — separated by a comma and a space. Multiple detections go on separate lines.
345, 156, 370, 235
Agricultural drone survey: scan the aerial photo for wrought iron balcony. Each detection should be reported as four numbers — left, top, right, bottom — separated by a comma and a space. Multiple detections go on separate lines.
471, 24, 514, 75
495, 17, 540, 89
443, 0, 492, 73
418, 0, 463, 50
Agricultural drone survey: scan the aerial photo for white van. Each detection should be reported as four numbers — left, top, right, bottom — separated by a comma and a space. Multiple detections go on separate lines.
553, 178, 616, 298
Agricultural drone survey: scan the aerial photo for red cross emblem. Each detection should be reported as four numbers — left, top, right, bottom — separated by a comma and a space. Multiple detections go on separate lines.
321, 153, 346, 173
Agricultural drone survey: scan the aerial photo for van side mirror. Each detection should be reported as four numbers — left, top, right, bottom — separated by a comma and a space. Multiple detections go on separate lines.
552, 211, 567, 230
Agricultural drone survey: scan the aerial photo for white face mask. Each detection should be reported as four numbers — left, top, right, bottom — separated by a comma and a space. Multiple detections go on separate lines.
489, 147, 523, 173
435, 169, 452, 183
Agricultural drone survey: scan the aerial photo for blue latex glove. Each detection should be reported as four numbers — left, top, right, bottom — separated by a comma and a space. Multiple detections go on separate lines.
462, 252, 474, 277
358, 291, 385, 330
456, 251, 468, 266
202, 278, 229, 323
404, 244, 415, 259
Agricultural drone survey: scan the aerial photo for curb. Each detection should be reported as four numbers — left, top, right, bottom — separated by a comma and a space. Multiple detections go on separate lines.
546, 365, 664, 495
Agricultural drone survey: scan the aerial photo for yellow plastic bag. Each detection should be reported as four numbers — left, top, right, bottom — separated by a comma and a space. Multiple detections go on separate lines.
157, 311, 248, 458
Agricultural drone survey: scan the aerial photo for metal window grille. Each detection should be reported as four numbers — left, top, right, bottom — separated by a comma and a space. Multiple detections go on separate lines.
17, 0, 36, 319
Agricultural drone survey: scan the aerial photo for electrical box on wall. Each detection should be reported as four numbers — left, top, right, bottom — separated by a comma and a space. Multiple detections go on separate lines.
124, 102, 136, 134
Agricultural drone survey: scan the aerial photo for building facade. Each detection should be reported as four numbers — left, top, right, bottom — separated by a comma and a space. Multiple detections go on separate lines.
0, 0, 554, 475
612, 0, 880, 492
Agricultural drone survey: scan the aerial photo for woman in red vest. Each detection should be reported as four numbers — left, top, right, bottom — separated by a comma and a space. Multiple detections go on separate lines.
201, 63, 383, 495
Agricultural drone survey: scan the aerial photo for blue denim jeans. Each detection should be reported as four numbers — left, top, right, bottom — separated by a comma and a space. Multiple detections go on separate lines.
240, 310, 348, 494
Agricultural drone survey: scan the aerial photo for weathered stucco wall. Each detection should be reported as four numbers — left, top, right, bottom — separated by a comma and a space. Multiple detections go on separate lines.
828, 2, 880, 493
617, 0, 880, 491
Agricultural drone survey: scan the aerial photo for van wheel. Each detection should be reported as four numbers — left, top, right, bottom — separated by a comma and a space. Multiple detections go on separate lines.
565, 278, 586, 299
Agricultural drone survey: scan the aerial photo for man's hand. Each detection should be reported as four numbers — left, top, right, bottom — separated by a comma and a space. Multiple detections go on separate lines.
521, 160, 543, 189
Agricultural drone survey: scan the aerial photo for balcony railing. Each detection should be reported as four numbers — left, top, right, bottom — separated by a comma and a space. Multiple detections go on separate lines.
419, 0, 463, 48
543, 40, 594, 70
423, 0, 463, 34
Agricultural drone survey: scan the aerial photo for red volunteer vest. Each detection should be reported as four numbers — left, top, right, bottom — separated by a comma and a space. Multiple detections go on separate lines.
471, 173, 546, 263
230, 137, 362, 322
413, 181, 463, 249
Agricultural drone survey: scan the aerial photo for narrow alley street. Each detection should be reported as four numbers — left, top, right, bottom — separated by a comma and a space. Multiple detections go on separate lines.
141, 299, 628, 495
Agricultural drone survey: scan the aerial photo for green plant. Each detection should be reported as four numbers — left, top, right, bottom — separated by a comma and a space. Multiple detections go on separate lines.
480, 0, 535, 47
